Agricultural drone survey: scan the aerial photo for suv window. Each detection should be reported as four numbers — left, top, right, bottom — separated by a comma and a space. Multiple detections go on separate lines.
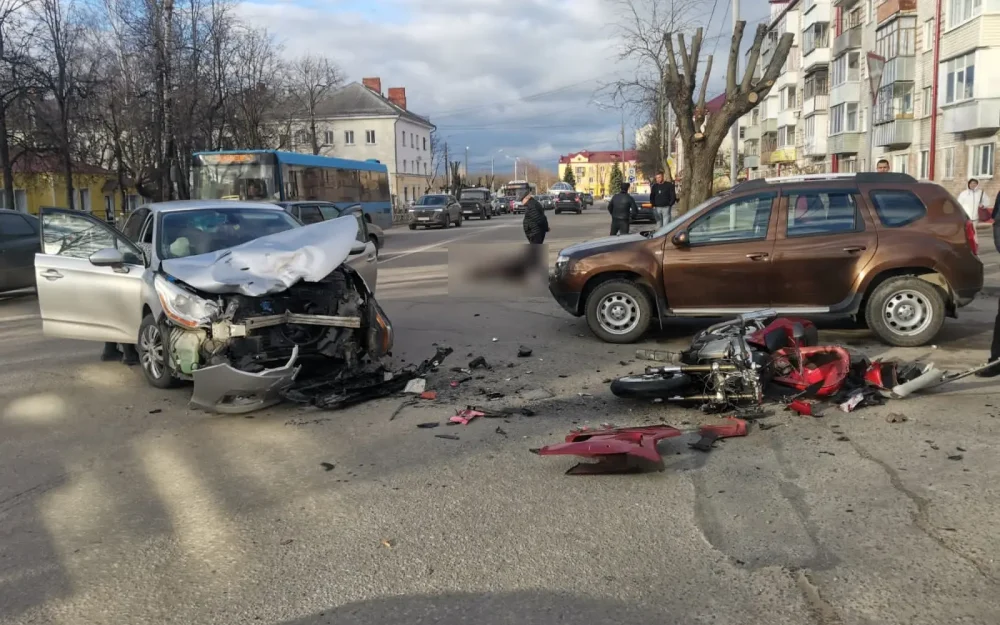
689, 193, 775, 245
0, 212, 35, 237
869, 190, 927, 227
558, 192, 575, 200
785, 191, 858, 237
121, 208, 149, 242
460, 190, 488, 200
318, 204, 340, 220
299, 204, 324, 224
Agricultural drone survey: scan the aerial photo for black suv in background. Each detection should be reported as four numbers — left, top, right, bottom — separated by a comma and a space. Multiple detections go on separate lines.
555, 192, 583, 214
580, 193, 594, 207
459, 188, 492, 220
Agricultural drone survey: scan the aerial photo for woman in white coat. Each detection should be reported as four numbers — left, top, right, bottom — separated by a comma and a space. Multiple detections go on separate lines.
957, 178, 989, 246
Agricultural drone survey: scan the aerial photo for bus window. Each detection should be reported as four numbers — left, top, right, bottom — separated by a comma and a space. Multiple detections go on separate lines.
191, 155, 278, 200
298, 204, 324, 224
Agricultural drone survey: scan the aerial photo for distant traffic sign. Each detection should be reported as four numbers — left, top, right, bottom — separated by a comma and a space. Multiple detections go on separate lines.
628, 175, 636, 182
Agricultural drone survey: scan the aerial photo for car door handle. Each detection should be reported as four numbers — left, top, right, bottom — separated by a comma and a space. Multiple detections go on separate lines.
746, 253, 769, 261
843, 246, 867, 253
366, 253, 376, 262
41, 269, 63, 280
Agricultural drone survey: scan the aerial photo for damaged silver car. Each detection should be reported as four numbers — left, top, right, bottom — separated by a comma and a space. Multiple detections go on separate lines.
34, 201, 391, 413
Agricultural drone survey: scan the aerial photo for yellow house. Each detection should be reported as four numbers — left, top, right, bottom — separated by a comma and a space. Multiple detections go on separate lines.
0, 153, 142, 223
556, 150, 647, 196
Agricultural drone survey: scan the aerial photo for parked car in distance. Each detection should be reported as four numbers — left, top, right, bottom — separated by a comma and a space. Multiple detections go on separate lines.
580, 193, 594, 207
0, 210, 40, 293
555, 192, 583, 214
549, 173, 983, 348
408, 194, 463, 229
511, 197, 525, 214
537, 194, 555, 210
629, 193, 658, 224
458, 188, 492, 220
277, 200, 383, 254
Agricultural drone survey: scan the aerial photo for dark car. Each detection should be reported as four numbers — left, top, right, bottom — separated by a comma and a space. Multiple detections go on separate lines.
549, 172, 983, 347
0, 210, 39, 293
511, 197, 525, 214
538, 194, 556, 210
554, 192, 583, 214
629, 193, 657, 223
408, 194, 463, 229
580, 193, 594, 207
277, 200, 383, 253
458, 188, 492, 220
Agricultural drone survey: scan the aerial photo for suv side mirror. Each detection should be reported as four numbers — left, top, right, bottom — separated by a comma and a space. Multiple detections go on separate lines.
672, 230, 690, 247
350, 240, 367, 255
89, 247, 125, 267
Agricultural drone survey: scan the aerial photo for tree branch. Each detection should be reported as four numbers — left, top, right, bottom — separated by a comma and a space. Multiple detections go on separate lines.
726, 20, 745, 97
740, 23, 768, 93
696, 55, 713, 113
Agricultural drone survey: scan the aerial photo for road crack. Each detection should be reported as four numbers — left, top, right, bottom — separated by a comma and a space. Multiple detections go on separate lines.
791, 568, 843, 625
850, 439, 999, 585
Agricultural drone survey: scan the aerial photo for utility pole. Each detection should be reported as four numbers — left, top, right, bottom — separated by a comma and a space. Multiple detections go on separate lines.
730, 0, 740, 186
620, 108, 626, 172
444, 143, 449, 195
665, 105, 673, 178
464, 146, 469, 182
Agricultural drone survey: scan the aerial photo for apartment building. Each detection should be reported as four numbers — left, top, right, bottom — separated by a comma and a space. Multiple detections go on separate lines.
742, 0, 1000, 201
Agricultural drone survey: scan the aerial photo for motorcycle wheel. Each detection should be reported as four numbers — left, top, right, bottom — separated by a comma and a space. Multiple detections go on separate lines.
610, 373, 693, 399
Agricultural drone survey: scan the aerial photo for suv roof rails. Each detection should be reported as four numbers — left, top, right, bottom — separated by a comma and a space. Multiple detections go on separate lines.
735, 172, 917, 191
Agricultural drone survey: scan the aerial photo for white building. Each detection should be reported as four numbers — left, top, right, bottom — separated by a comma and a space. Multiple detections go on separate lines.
278, 77, 435, 206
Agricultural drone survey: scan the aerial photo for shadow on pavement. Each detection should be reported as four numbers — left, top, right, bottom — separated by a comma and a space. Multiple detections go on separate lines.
274, 589, 676, 625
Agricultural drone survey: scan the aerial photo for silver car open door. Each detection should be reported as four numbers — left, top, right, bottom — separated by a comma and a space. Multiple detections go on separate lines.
35, 208, 146, 343
343, 210, 378, 292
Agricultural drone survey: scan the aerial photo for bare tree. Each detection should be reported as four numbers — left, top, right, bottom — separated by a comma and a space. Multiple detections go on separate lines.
228, 26, 285, 148
425, 129, 445, 192
0, 0, 34, 211
663, 23, 792, 209
286, 54, 342, 155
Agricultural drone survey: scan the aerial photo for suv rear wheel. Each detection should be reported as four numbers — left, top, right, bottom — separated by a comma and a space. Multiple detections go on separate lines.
585, 279, 652, 343
865, 276, 945, 347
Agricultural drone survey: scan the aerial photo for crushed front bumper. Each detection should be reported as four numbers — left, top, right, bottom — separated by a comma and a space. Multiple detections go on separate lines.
190, 346, 301, 414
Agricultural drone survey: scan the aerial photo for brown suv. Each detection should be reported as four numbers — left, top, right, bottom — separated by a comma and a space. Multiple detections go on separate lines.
549, 173, 983, 347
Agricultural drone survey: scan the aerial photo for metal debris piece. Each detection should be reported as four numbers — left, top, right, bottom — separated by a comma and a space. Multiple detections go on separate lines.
450, 408, 484, 425
886, 413, 908, 423
688, 418, 750, 452
469, 356, 490, 370
404, 378, 426, 394
948, 454, 964, 461
416, 422, 440, 429
435, 433, 460, 440
496, 426, 508, 437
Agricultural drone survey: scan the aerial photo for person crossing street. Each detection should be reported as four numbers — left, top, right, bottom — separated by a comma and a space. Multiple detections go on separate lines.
521, 191, 549, 244
607, 182, 639, 236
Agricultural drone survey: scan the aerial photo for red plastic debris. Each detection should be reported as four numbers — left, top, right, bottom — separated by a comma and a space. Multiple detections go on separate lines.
863, 360, 898, 389
532, 424, 683, 474
787, 399, 815, 416
747, 317, 818, 351
449, 408, 484, 425
772, 346, 851, 397
419, 391, 437, 400
690, 417, 750, 451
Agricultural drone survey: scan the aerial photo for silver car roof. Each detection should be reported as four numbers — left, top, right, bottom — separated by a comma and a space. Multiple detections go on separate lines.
141, 199, 286, 214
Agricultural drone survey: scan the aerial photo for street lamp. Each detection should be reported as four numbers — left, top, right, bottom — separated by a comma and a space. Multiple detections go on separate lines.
491, 149, 503, 190
465, 146, 470, 180
505, 154, 520, 181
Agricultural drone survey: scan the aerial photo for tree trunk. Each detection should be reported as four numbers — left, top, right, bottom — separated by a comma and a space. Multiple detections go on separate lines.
62, 133, 74, 210
0, 106, 14, 211
310, 113, 319, 155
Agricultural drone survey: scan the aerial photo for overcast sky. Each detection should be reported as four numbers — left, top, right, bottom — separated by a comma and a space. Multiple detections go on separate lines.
237, 0, 773, 173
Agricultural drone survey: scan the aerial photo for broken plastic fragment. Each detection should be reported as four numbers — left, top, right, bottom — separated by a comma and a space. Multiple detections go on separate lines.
450, 408, 484, 425
404, 378, 426, 394
419, 391, 437, 400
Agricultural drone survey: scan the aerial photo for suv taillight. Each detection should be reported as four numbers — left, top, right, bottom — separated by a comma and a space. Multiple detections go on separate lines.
966, 220, 979, 255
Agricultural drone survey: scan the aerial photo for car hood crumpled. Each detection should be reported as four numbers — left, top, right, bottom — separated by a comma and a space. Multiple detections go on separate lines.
160, 215, 359, 297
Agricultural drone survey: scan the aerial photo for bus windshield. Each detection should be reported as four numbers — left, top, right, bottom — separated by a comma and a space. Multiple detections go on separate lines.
191, 155, 279, 201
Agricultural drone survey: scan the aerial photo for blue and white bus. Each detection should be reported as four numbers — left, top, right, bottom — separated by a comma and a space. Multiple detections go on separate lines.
191, 150, 393, 229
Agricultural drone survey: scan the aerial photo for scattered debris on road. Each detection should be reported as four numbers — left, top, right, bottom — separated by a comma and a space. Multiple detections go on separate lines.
320, 462, 335, 471
635, 349, 680, 363
450, 408, 483, 425
404, 379, 427, 394
948, 454, 964, 461
495, 426, 508, 437
469, 356, 491, 370
419, 391, 437, 400
417, 422, 439, 429
517, 346, 533, 358
886, 413, 908, 424
688, 418, 749, 452
381, 538, 395, 549
435, 434, 460, 441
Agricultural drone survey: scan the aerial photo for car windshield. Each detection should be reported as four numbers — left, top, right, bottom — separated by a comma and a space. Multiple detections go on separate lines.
159, 207, 300, 259
417, 196, 447, 206
460, 191, 488, 200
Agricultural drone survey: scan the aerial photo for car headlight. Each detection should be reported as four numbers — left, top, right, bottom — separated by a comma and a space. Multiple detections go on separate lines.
155, 274, 220, 329
555, 254, 570, 269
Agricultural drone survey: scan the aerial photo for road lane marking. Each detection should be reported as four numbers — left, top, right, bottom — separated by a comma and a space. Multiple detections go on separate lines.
378, 224, 518, 265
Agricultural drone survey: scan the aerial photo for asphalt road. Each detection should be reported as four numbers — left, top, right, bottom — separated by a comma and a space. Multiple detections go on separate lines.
3, 206, 1000, 625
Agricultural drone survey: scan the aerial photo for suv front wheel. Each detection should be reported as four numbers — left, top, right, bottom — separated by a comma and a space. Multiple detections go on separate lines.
585, 279, 653, 343
865, 276, 946, 347
137, 314, 181, 389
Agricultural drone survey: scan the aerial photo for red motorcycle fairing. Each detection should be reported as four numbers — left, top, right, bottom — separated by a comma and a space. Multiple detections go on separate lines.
531, 425, 684, 474
863, 360, 899, 389
747, 317, 819, 352
771, 345, 852, 397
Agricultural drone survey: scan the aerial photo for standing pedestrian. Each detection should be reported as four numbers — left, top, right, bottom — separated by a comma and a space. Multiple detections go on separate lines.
521, 190, 549, 244
958, 178, 989, 249
607, 182, 638, 236
649, 170, 676, 228
101, 342, 139, 366
991, 193, 1000, 253
876, 159, 890, 173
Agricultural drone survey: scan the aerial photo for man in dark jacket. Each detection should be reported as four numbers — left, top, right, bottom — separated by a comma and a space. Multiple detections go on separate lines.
522, 191, 549, 244
649, 171, 676, 228
607, 182, 639, 235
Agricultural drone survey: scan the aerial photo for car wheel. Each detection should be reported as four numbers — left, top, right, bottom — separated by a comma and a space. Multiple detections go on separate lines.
408, 224, 416, 230
865, 276, 945, 347
456, 214, 463, 227
585, 279, 653, 344
137, 314, 180, 389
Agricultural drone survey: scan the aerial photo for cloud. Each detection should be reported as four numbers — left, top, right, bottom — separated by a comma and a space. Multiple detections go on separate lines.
236, 0, 773, 172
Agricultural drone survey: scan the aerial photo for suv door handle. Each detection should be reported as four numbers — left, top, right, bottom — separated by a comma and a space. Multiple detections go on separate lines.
41, 269, 63, 280
746, 253, 769, 261
843, 246, 867, 253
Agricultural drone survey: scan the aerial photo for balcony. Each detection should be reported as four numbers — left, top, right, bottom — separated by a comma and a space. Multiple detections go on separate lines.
832, 26, 862, 57
760, 147, 774, 164
832, 0, 861, 7
744, 155, 761, 169
879, 56, 916, 86
873, 119, 913, 147
769, 147, 797, 163
763, 118, 778, 133
803, 136, 828, 156
877, 0, 916, 24
777, 108, 799, 127
743, 125, 761, 140
803, 47, 831, 73
941, 16, 1000, 59
830, 81, 861, 107
828, 132, 863, 154
942, 98, 1000, 134
803, 0, 832, 25
803, 94, 830, 116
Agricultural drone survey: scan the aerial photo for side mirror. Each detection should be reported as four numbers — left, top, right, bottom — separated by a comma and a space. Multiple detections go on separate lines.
350, 240, 367, 255
671, 230, 690, 247
89, 247, 125, 267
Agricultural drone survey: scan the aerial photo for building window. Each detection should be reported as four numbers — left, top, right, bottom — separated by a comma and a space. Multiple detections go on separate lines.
424, 162, 428, 174
401, 130, 406, 146
919, 150, 929, 179
969, 142, 994, 178
402, 160, 407, 173
366, 130, 376, 144
892, 154, 908, 174
575, 166, 585, 177
344, 130, 355, 145
781, 86, 797, 110
832, 51, 860, 86
404, 187, 409, 202
423, 137, 427, 150
778, 125, 795, 147
923, 19, 934, 52
323, 130, 334, 145
875, 83, 914, 124
803, 72, 829, 100
943, 146, 955, 178
945, 52, 975, 104
922, 87, 932, 117
410, 133, 415, 147
830, 103, 859, 134
802, 22, 829, 56
875, 16, 916, 60
948, 0, 982, 29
